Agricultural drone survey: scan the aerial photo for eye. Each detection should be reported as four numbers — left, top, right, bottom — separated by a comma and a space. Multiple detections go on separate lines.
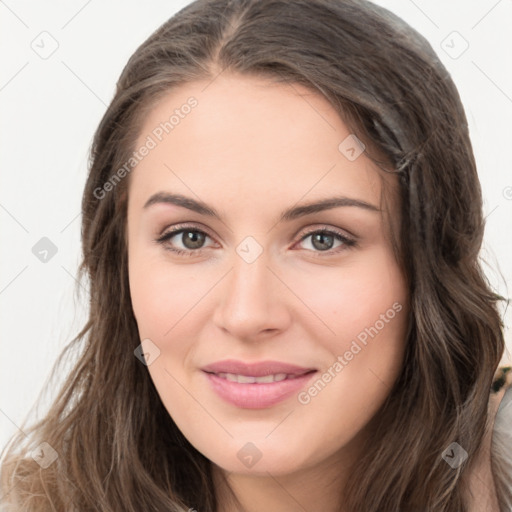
155, 225, 215, 256
295, 227, 356, 256
155, 224, 357, 257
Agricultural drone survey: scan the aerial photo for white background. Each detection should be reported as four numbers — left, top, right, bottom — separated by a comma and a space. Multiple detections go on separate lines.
1, 0, 511, 453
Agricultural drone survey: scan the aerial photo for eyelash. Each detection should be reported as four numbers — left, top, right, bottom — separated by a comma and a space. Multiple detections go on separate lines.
155, 223, 357, 258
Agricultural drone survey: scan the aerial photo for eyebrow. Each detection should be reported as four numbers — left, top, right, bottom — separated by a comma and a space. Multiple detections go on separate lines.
143, 192, 380, 222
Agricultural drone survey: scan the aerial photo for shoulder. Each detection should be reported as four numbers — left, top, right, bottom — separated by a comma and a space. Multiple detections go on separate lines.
465, 366, 512, 511
490, 365, 512, 511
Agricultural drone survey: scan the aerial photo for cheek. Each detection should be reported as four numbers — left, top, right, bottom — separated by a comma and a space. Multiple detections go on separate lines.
128, 253, 207, 339
290, 247, 409, 411
288, 246, 407, 344
129, 262, 169, 337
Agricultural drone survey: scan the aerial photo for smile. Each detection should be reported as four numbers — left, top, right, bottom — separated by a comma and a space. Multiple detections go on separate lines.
203, 369, 317, 409
210, 372, 307, 383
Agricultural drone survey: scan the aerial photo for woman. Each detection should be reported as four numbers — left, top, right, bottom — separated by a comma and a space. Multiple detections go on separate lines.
1, 0, 511, 510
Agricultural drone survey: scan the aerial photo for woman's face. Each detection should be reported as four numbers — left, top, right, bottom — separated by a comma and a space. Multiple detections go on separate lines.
127, 73, 409, 478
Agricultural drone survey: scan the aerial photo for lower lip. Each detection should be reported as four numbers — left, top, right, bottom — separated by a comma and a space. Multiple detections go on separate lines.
203, 371, 317, 409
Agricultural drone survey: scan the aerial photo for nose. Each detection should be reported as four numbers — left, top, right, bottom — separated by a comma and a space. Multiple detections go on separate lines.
212, 250, 292, 341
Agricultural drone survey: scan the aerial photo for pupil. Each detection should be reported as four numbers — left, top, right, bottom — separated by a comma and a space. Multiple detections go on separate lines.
183, 231, 204, 249
312, 233, 333, 251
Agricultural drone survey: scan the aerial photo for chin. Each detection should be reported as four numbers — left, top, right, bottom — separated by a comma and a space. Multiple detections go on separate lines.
204, 437, 313, 476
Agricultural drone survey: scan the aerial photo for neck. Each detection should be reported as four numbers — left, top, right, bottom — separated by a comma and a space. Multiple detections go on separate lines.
211, 429, 370, 512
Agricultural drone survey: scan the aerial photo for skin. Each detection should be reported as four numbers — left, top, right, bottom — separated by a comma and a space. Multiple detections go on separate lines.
126, 73, 409, 511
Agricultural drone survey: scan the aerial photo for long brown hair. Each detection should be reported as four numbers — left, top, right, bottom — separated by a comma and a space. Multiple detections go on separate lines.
0, 0, 505, 510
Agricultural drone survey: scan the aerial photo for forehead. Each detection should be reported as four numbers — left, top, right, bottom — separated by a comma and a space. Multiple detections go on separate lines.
128, 73, 390, 214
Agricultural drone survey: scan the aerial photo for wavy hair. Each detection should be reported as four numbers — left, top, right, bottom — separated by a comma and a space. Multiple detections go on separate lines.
0, 0, 506, 510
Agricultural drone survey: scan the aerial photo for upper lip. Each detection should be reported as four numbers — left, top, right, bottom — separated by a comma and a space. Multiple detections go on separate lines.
201, 359, 317, 377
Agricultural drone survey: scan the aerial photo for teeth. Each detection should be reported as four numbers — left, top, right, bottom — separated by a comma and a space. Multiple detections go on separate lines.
238, 374, 257, 383
216, 372, 290, 383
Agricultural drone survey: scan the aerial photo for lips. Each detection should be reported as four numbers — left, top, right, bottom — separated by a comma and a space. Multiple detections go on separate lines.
201, 359, 317, 409
201, 359, 316, 377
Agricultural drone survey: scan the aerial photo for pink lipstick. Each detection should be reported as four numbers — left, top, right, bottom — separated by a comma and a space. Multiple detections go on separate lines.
201, 359, 317, 409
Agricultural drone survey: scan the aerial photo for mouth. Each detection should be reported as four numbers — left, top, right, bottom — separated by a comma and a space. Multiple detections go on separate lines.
201, 359, 316, 377
204, 370, 316, 384
201, 360, 317, 409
